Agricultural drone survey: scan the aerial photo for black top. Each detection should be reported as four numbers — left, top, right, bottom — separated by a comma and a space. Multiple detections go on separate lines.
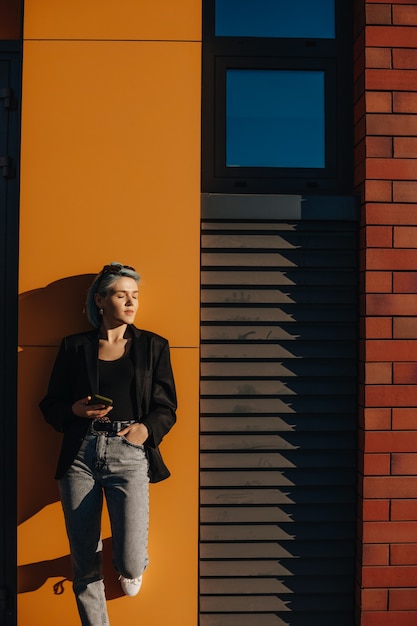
98, 351, 136, 421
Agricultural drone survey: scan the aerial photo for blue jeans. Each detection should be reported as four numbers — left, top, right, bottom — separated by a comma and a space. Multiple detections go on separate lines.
59, 432, 149, 626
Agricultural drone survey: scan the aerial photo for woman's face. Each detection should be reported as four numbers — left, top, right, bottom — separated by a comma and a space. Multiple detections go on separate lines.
96, 276, 139, 327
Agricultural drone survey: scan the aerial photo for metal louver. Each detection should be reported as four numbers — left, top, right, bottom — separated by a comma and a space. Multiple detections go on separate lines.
199, 197, 358, 626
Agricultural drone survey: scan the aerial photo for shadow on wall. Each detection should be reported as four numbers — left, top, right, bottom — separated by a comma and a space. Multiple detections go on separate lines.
18, 537, 122, 599
17, 274, 127, 599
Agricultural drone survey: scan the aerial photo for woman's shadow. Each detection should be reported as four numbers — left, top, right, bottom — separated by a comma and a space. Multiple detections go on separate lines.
18, 274, 123, 599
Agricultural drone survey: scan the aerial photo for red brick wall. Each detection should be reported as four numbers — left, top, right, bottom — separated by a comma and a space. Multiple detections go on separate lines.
356, 1, 417, 624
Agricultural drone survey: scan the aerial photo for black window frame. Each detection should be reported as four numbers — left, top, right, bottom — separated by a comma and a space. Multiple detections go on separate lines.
202, 0, 353, 195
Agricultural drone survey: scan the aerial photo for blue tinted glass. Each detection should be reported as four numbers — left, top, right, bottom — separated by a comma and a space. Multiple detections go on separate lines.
215, 0, 335, 38
226, 70, 325, 169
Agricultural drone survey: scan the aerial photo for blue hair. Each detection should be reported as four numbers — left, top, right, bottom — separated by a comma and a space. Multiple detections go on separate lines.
85, 262, 140, 328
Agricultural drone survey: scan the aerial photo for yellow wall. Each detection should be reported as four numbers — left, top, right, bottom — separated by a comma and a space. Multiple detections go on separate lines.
18, 1, 201, 624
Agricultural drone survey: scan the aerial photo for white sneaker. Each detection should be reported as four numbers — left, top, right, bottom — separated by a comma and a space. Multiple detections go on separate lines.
119, 574, 143, 597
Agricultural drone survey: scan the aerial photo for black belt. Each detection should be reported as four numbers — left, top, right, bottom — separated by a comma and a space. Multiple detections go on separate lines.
90, 419, 137, 436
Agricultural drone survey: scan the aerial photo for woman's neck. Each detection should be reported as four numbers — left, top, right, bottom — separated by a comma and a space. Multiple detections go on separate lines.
98, 325, 132, 361
99, 324, 129, 343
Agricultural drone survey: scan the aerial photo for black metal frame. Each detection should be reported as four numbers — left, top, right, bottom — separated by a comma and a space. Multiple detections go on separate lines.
0, 39, 22, 626
201, 0, 353, 194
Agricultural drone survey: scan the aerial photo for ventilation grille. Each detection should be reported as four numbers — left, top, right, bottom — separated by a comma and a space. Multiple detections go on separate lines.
199, 218, 358, 626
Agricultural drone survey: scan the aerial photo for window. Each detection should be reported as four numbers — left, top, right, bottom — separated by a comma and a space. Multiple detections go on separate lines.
215, 0, 335, 39
202, 0, 353, 194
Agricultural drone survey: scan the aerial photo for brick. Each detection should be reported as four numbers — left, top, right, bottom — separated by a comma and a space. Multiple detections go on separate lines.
364, 362, 393, 384
394, 226, 417, 248
366, 225, 393, 247
365, 272, 392, 293
394, 92, 417, 114
365, 203, 417, 226
392, 408, 417, 430
390, 589, 417, 610
363, 543, 389, 566
355, 139, 366, 166
393, 5, 417, 26
366, 384, 417, 406
365, 180, 392, 201
362, 563, 417, 585
367, 158, 417, 180
363, 407, 392, 430
394, 273, 417, 293
366, 92, 392, 113
394, 48, 417, 69
366, 4, 392, 24
359, 403, 366, 426
367, 25, 417, 48
356, 159, 367, 186
366, 47, 392, 68
365, 362, 392, 384
354, 37, 364, 63
363, 453, 392, 475
391, 498, 417, 520
359, 382, 366, 409
367, 294, 417, 315
367, 136, 392, 157
392, 454, 417, 476
364, 317, 392, 340
361, 588, 388, 610
393, 273, 417, 293
359, 268, 366, 292
358, 400, 364, 424
355, 115, 367, 147
368, 249, 417, 270
393, 362, 417, 383
364, 476, 417, 498
395, 137, 417, 158
360, 224, 366, 251
356, 171, 365, 194
363, 499, 390, 520
367, 69, 417, 91
394, 181, 417, 203
354, 55, 364, 81
365, 339, 417, 360
367, 114, 417, 136
365, 338, 417, 361
391, 543, 417, 565
362, 613, 417, 626
364, 432, 417, 453
394, 318, 417, 339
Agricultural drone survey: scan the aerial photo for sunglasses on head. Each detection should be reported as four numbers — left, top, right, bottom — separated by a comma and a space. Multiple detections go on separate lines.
96, 264, 136, 291
101, 263, 136, 276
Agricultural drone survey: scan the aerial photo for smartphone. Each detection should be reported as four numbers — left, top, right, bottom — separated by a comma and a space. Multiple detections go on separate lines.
87, 393, 113, 407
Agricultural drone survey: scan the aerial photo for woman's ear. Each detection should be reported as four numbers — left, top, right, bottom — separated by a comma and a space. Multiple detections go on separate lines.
94, 292, 103, 308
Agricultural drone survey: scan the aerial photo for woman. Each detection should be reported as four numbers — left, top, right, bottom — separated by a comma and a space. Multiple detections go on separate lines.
39, 262, 177, 626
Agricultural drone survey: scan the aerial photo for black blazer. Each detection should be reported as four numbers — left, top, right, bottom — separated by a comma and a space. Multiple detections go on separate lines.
39, 325, 177, 483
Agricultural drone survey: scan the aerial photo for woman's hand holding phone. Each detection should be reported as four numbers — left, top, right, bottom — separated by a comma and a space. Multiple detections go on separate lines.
72, 395, 114, 419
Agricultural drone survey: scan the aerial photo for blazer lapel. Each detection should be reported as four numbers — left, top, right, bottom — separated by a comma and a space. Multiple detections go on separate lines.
84, 332, 99, 394
131, 327, 147, 419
